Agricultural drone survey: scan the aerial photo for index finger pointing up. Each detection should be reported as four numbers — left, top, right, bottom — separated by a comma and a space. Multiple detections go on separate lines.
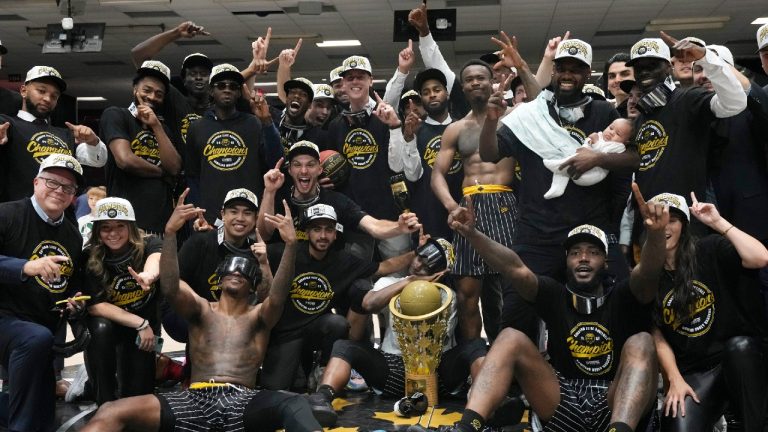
689, 191, 699, 206
274, 157, 284, 171
177, 188, 190, 205
631, 182, 647, 208
294, 38, 303, 54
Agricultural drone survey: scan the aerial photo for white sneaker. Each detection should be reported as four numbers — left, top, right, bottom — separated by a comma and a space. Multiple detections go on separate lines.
65, 364, 88, 403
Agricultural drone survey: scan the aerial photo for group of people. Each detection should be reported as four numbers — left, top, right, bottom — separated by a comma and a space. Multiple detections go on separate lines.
1, 2, 768, 431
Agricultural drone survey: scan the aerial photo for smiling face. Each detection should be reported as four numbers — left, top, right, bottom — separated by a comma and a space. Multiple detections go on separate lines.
552, 58, 589, 104
21, 80, 61, 119
631, 58, 671, 94
565, 241, 607, 292
220, 203, 257, 242
671, 56, 693, 82
341, 70, 372, 106
219, 272, 253, 298
289, 154, 322, 198
460, 64, 493, 106
33, 168, 77, 219
307, 99, 333, 126
665, 212, 685, 253
331, 80, 348, 104
98, 220, 131, 254
606, 61, 634, 98
133, 76, 166, 111
286, 87, 311, 121
627, 86, 642, 119
693, 64, 713, 92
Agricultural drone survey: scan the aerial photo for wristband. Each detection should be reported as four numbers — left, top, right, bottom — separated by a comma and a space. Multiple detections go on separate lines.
136, 319, 149, 331
722, 224, 734, 236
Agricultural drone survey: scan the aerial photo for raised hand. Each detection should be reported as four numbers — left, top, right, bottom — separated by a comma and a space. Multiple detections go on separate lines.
176, 21, 210, 38
264, 200, 297, 244
250, 228, 268, 265
398, 39, 416, 73
448, 195, 476, 236
543, 30, 570, 60
193, 211, 213, 232
660, 31, 706, 63
263, 157, 285, 192
245, 84, 272, 123
128, 266, 158, 291
22, 255, 70, 285
166, 188, 205, 234
689, 191, 722, 228
65, 122, 99, 146
373, 92, 401, 128
279, 38, 303, 68
490, 31, 527, 70
251, 27, 279, 75
136, 104, 160, 128
0, 122, 10, 145
417, 225, 430, 247
632, 182, 669, 232
407, 2, 429, 37
403, 105, 422, 141
486, 73, 511, 121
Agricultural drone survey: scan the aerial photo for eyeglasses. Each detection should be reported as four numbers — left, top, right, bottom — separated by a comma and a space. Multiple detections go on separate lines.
38, 177, 77, 195
213, 81, 240, 91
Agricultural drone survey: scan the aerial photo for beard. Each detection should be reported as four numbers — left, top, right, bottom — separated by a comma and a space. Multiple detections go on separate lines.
424, 99, 448, 118
566, 265, 606, 295
25, 96, 50, 119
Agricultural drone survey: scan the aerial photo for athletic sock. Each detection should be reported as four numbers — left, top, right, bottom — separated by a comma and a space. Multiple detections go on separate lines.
457, 409, 486, 432
607, 422, 633, 432
317, 384, 335, 402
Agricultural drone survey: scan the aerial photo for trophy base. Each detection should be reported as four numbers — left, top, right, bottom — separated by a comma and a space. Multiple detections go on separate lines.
405, 372, 438, 406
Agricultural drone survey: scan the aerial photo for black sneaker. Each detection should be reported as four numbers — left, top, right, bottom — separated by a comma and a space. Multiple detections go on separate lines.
306, 392, 337, 427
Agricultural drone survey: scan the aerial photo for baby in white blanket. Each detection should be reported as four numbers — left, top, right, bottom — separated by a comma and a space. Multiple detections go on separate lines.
543, 118, 633, 199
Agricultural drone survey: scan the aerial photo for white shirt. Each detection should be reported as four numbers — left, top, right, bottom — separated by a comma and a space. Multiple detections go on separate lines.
388, 115, 452, 182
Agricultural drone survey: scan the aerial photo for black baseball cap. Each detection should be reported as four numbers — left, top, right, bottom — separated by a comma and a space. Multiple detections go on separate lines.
413, 68, 447, 93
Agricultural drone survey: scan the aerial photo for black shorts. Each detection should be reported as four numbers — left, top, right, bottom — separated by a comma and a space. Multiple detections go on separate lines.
543, 373, 611, 432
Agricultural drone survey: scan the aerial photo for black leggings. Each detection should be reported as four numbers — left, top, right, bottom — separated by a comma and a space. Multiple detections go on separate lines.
331, 338, 487, 396
85, 317, 156, 405
660, 336, 767, 432
260, 313, 350, 390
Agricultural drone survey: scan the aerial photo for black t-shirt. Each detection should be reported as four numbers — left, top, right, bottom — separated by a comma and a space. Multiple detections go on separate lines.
0, 114, 78, 202
178, 230, 254, 301
266, 242, 378, 342
535, 276, 651, 380
84, 236, 162, 322
328, 112, 399, 220
278, 118, 330, 155
185, 111, 265, 225
412, 121, 463, 240
497, 100, 621, 245
99, 106, 175, 233
269, 188, 367, 243
633, 87, 715, 200
162, 85, 206, 148
0, 199, 83, 331
656, 235, 745, 374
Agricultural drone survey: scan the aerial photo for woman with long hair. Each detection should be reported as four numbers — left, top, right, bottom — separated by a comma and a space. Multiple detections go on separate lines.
83, 197, 162, 405
649, 192, 768, 431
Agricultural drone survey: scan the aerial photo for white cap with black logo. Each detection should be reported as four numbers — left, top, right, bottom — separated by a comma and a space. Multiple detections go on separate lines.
25, 66, 67, 91
38, 154, 83, 185
648, 192, 690, 222
222, 188, 258, 210
627, 38, 671, 66
563, 224, 609, 254
554, 39, 593, 67
93, 197, 136, 222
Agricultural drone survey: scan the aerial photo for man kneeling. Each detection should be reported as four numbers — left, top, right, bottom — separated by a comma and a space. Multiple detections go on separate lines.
82, 189, 321, 432
442, 185, 664, 432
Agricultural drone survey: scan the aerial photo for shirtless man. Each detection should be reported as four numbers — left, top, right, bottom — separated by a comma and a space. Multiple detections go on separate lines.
432, 60, 517, 341
81, 189, 321, 432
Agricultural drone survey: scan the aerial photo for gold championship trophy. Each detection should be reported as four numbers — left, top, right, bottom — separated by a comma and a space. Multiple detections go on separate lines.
390, 173, 411, 214
389, 281, 453, 406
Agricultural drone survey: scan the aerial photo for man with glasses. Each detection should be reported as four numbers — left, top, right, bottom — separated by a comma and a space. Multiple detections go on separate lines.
0, 66, 107, 202
0, 154, 87, 431
186, 64, 266, 226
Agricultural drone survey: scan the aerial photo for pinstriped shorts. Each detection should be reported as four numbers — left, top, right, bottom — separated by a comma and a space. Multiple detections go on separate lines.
157, 384, 257, 432
452, 190, 517, 276
543, 373, 611, 432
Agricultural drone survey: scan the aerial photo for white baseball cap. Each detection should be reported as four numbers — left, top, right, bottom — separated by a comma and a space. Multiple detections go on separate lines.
223, 188, 258, 210
756, 23, 768, 52
92, 197, 136, 222
329, 65, 344, 83
209, 63, 244, 84
135, 60, 171, 88
341, 55, 372, 76
627, 38, 671, 66
554, 39, 593, 68
25, 66, 66, 91
38, 154, 83, 185
564, 224, 609, 254
287, 140, 320, 160
313, 84, 334, 100
707, 44, 734, 66
648, 192, 690, 222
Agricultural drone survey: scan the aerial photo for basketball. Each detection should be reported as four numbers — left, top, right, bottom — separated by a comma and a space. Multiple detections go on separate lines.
320, 150, 351, 187
399, 280, 442, 317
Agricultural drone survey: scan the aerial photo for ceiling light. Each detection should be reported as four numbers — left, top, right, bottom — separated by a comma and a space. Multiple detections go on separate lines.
752, 17, 768, 25
649, 16, 729, 25
77, 96, 107, 101
645, 22, 725, 32
98, 0, 170, 4
316, 40, 361, 48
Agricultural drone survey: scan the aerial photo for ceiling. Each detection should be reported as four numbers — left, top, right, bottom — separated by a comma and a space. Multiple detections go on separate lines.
0, 0, 766, 111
